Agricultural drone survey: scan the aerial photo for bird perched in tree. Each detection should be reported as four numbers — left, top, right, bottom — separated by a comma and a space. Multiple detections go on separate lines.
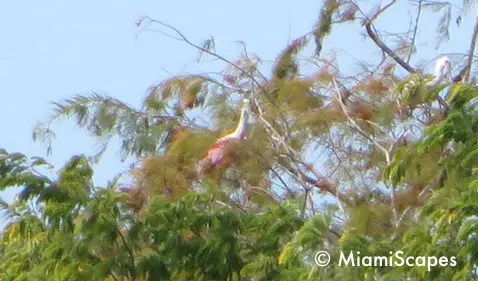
426, 56, 452, 86
196, 98, 252, 177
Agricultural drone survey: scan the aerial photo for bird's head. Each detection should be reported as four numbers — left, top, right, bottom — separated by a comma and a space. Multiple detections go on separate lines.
242, 98, 251, 115
435, 56, 452, 79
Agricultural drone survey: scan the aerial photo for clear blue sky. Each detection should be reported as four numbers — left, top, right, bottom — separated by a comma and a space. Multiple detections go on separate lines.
0, 0, 472, 224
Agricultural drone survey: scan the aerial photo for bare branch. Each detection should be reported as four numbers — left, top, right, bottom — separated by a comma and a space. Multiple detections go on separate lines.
407, 0, 423, 63
138, 16, 297, 130
365, 23, 415, 73
452, 16, 478, 83
333, 77, 413, 227
333, 78, 390, 159
138, 16, 270, 86
251, 94, 349, 206
368, 0, 397, 23
361, 0, 416, 73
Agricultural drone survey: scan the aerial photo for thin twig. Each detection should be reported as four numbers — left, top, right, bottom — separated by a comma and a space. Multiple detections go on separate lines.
301, 187, 309, 219
407, 0, 422, 63
333, 79, 389, 158
333, 78, 411, 226
99, 214, 137, 281
139, 17, 270, 86
108, 269, 120, 281
390, 171, 440, 243
252, 95, 348, 207
453, 16, 478, 83
139, 17, 299, 132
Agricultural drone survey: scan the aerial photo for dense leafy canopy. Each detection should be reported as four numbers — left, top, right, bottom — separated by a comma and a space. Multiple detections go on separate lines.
3, 0, 478, 280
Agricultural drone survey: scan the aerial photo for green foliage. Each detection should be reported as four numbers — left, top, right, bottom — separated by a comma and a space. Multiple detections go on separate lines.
6, 0, 478, 279
146, 75, 208, 110
33, 93, 169, 160
272, 37, 307, 81
381, 83, 478, 280
313, 0, 340, 55
0, 152, 312, 280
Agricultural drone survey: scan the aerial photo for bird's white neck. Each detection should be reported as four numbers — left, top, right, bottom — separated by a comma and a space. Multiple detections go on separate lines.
427, 57, 451, 86
220, 102, 250, 141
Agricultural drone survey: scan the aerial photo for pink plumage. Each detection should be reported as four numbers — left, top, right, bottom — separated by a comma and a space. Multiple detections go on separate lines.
197, 98, 251, 176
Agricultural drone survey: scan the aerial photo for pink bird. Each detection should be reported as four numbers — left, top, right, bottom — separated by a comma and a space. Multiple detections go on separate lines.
197, 98, 252, 176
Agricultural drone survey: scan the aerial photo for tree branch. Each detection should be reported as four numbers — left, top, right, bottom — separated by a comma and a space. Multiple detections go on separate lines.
362, 0, 416, 73
138, 17, 269, 86
333, 79, 389, 158
333, 78, 411, 226
118, 229, 137, 281
407, 0, 422, 63
98, 213, 137, 281
108, 269, 120, 281
251, 94, 349, 207
452, 16, 478, 83
138, 16, 294, 129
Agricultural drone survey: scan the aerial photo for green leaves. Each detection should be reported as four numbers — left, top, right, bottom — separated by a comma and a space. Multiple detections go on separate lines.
379, 83, 478, 279
33, 93, 174, 160
0, 149, 51, 192
313, 0, 340, 56
0, 169, 311, 281
146, 75, 208, 110
6, 0, 478, 279
0, 155, 311, 281
272, 37, 307, 81
278, 214, 328, 266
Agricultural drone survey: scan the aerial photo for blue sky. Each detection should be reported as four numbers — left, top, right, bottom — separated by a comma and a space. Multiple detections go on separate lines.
0, 0, 473, 224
